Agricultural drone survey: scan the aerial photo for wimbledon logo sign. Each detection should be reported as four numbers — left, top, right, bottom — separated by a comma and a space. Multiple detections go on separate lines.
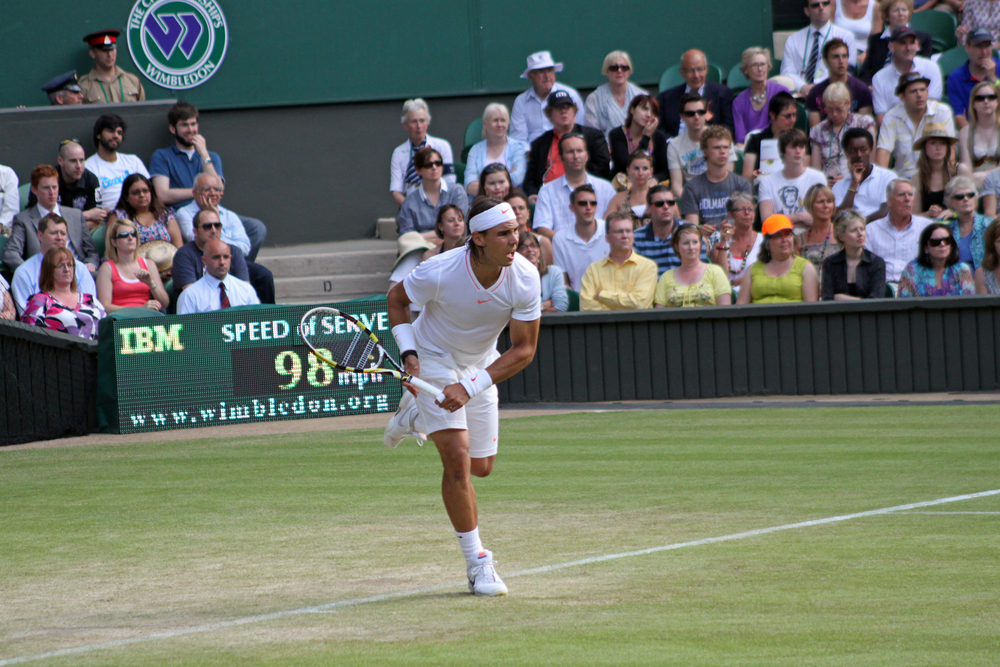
127, 0, 229, 90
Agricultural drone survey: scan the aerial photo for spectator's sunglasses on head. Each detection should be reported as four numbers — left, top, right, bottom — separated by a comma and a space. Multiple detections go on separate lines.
607, 64, 630, 73
650, 198, 676, 208
115, 230, 137, 239
482, 163, 508, 175
682, 109, 708, 118
59, 138, 80, 147
200, 222, 223, 230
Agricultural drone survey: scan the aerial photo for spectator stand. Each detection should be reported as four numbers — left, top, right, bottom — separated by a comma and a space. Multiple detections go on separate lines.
909, 11, 958, 54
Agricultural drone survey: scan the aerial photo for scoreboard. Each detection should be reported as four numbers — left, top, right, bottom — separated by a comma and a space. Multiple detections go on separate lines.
96, 299, 402, 434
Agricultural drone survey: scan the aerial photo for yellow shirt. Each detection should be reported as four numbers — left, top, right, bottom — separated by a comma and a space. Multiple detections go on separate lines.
580, 251, 658, 310
654, 263, 730, 307
79, 67, 146, 104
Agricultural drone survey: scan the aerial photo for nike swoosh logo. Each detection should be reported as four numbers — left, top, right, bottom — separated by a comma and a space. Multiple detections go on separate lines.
477, 299, 490, 304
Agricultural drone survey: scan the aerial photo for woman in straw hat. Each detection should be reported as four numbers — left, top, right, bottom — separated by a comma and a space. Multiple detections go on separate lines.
911, 123, 968, 219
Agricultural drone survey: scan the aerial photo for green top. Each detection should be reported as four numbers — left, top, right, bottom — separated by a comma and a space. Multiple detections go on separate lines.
749, 256, 807, 303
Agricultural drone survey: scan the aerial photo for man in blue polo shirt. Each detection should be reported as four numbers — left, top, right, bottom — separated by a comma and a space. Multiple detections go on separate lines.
946, 28, 1000, 129
149, 101, 267, 260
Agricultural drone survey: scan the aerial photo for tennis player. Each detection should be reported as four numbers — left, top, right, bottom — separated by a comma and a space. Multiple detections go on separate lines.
385, 196, 541, 596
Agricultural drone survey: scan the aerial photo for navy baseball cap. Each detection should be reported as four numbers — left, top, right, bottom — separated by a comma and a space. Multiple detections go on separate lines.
890, 26, 918, 42
967, 28, 993, 45
546, 90, 575, 109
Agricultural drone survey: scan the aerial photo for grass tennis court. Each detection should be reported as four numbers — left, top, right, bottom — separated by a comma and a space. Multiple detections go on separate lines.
2, 405, 998, 666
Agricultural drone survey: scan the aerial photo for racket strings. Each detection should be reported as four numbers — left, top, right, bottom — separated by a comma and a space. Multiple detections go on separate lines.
336, 332, 377, 370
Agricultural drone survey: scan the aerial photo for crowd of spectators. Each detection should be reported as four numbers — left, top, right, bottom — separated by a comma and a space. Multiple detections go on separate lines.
1, 92, 276, 337
386, 1, 1000, 314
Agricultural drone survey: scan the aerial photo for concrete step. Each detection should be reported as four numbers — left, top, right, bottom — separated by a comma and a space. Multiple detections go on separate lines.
275, 293, 385, 306
256, 240, 397, 278
274, 272, 391, 300
376, 218, 399, 240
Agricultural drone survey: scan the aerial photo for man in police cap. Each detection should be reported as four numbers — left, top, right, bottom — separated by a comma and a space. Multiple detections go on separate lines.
42, 71, 83, 105
78, 29, 145, 104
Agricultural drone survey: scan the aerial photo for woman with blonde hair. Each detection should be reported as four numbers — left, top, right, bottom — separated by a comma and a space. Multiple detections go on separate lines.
798, 183, 840, 280
732, 47, 790, 144
606, 151, 655, 226
911, 123, 967, 219
464, 103, 528, 195
809, 82, 876, 186
958, 81, 1000, 187
97, 218, 170, 312
584, 50, 647, 140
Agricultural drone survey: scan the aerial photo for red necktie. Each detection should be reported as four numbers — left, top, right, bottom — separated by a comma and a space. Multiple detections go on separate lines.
219, 282, 231, 309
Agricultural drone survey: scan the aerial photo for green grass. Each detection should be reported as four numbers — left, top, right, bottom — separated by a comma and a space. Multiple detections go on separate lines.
1, 406, 998, 666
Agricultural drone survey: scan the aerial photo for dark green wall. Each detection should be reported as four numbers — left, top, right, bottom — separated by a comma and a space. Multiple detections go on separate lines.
2, 1, 773, 110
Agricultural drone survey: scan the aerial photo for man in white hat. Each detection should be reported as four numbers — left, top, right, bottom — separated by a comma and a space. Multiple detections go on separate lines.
385, 197, 541, 597
510, 51, 585, 144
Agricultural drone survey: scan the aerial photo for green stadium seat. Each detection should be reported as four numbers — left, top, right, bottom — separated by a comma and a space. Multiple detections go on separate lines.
796, 101, 808, 133
910, 10, 957, 53
566, 288, 580, 312
727, 63, 750, 93
18, 183, 29, 211
453, 161, 466, 186
0, 233, 8, 280
936, 46, 968, 84
659, 63, 722, 92
460, 118, 482, 163
91, 223, 106, 260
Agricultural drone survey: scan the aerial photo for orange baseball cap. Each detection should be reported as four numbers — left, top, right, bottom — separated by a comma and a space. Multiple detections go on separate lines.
761, 214, 794, 236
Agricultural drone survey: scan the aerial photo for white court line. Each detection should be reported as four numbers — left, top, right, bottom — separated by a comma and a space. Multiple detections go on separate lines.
901, 511, 1000, 515
2, 487, 997, 666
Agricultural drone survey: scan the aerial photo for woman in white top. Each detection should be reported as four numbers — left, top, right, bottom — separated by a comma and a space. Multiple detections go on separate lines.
834, 0, 877, 61
959, 81, 1000, 188
583, 50, 647, 141
606, 152, 655, 226
464, 103, 528, 195
710, 191, 764, 293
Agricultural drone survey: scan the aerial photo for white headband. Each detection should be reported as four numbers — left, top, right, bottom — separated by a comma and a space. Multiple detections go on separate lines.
469, 202, 516, 234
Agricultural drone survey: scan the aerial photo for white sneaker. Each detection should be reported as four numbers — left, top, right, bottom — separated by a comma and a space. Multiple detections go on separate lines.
467, 550, 508, 596
383, 390, 425, 449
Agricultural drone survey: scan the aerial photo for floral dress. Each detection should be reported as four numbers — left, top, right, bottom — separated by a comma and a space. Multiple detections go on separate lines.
115, 209, 175, 245
897, 261, 975, 297
20, 292, 106, 340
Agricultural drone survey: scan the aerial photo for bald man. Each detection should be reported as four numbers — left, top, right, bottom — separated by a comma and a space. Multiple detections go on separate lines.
176, 238, 260, 315
26, 140, 107, 228
657, 49, 734, 138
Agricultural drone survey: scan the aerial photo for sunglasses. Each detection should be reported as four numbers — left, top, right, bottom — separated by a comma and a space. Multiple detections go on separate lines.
115, 231, 137, 239
975, 94, 999, 102
423, 160, 443, 168
129, 188, 151, 195
650, 199, 676, 207
682, 109, 709, 117
59, 138, 80, 146
482, 163, 508, 174
576, 200, 598, 208
809, 0, 831, 7
927, 236, 953, 247
200, 222, 223, 230
952, 192, 976, 200
607, 64, 631, 72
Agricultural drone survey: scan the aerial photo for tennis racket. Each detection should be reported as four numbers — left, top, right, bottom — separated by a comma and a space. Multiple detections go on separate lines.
298, 306, 446, 402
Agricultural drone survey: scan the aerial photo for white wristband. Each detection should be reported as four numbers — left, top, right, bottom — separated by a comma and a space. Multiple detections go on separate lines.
392, 323, 417, 355
459, 370, 493, 399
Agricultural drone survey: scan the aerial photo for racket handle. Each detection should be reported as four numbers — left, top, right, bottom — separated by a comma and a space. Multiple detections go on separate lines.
407, 375, 447, 403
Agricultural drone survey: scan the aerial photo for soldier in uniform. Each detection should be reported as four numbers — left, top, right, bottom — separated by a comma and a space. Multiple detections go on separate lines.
41, 71, 84, 105
78, 30, 146, 104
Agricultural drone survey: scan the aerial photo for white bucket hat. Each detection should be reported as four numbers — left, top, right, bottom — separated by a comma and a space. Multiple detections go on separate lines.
392, 232, 435, 272
521, 51, 564, 79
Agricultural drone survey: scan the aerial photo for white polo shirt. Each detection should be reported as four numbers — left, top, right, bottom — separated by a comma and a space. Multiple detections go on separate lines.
552, 219, 611, 291
871, 57, 943, 115
832, 164, 897, 218
404, 246, 541, 370
533, 174, 616, 235
864, 214, 934, 282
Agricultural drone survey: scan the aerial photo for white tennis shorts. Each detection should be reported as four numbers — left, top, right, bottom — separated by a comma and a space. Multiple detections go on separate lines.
414, 355, 499, 458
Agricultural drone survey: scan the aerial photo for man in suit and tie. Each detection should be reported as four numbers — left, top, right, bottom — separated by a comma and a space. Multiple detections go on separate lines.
3, 164, 99, 273
657, 50, 735, 139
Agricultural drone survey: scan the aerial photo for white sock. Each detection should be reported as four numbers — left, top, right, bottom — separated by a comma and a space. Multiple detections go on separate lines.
456, 527, 484, 566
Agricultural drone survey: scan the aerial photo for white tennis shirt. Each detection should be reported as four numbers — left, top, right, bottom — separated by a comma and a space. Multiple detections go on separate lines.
404, 246, 541, 370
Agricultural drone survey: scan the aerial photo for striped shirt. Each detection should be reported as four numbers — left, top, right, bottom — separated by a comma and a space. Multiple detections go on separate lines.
864, 214, 934, 282
633, 222, 709, 276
